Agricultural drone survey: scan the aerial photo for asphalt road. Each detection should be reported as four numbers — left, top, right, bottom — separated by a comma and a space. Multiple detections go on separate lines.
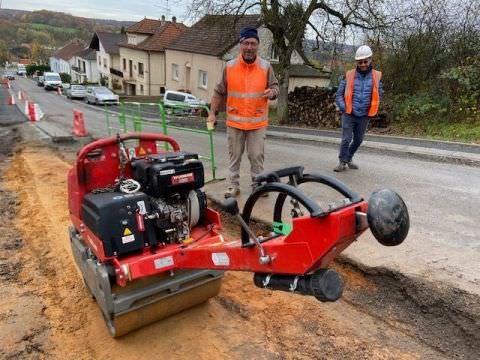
10, 76, 480, 297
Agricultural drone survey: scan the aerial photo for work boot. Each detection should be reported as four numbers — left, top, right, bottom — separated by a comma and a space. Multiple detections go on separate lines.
333, 161, 347, 172
224, 186, 240, 199
251, 183, 268, 197
347, 161, 359, 170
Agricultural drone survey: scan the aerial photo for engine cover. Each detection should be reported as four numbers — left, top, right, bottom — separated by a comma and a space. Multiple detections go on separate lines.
132, 152, 204, 198
81, 191, 156, 257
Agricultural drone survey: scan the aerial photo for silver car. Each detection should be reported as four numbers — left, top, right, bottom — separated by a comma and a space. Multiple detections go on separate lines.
66, 84, 86, 99
85, 86, 119, 105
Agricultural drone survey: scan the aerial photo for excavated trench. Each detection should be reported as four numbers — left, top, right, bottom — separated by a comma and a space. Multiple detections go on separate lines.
0, 124, 478, 359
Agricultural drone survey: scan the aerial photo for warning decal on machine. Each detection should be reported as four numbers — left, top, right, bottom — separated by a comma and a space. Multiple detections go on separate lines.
122, 234, 135, 244
154, 256, 174, 269
212, 252, 230, 266
137, 201, 147, 215
124, 228, 132, 236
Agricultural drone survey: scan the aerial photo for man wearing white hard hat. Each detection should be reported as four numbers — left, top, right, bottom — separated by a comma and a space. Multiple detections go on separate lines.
334, 45, 383, 172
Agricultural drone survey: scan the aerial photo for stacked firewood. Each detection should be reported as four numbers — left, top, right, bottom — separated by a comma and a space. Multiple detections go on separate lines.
287, 86, 340, 127
286, 86, 390, 129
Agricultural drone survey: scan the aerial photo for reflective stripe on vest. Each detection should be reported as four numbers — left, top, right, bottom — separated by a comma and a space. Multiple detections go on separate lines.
226, 56, 269, 130
344, 69, 382, 117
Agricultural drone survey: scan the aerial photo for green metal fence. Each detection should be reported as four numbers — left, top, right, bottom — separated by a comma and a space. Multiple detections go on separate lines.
105, 101, 224, 183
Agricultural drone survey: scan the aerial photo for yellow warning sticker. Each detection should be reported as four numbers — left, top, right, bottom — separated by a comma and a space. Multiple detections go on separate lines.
138, 147, 146, 155
123, 228, 132, 236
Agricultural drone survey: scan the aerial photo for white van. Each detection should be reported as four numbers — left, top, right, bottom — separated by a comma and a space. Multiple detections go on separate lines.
43, 72, 63, 90
163, 90, 206, 109
17, 64, 26, 76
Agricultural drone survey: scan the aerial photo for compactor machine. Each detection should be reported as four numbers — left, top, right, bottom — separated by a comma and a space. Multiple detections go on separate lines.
68, 133, 409, 337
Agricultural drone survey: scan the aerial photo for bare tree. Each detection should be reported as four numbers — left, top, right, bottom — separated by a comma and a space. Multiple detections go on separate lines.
189, 0, 392, 123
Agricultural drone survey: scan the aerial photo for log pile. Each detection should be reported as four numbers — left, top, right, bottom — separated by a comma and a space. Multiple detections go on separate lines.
286, 86, 390, 129
287, 86, 340, 127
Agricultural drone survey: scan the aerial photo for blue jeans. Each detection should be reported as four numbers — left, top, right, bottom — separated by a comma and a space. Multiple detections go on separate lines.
338, 113, 370, 162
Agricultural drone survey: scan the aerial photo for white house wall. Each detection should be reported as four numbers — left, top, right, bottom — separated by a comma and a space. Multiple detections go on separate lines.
165, 49, 224, 102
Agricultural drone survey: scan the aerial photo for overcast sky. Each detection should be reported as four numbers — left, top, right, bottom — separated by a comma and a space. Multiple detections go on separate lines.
2, 0, 191, 22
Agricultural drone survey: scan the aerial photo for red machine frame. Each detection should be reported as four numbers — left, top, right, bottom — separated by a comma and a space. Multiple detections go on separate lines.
68, 133, 369, 288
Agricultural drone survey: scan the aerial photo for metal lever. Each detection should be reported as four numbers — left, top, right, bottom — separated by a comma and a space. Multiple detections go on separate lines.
222, 198, 272, 264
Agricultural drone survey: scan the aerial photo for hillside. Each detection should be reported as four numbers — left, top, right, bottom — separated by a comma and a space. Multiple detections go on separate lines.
0, 8, 134, 62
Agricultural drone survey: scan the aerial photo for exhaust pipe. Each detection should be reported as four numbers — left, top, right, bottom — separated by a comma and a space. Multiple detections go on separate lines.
254, 268, 344, 302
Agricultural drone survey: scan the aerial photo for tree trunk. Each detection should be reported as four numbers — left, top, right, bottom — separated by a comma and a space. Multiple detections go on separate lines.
277, 72, 289, 124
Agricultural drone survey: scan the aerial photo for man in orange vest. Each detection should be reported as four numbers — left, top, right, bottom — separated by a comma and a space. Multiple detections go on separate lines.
208, 27, 279, 198
334, 45, 383, 172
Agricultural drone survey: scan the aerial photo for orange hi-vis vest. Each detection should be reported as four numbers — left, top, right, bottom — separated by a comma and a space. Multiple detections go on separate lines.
226, 56, 270, 130
344, 69, 382, 117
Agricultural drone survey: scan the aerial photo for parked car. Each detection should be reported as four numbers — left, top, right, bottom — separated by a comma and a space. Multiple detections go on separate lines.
85, 86, 119, 105
37, 76, 44, 87
43, 72, 62, 90
163, 90, 206, 109
2, 71, 15, 80
66, 84, 86, 99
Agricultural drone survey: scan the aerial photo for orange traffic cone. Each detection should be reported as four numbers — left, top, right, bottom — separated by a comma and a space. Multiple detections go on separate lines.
7, 94, 15, 105
72, 109, 88, 136
57, 87, 62, 95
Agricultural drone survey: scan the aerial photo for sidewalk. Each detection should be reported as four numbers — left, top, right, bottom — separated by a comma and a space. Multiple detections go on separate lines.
167, 117, 480, 166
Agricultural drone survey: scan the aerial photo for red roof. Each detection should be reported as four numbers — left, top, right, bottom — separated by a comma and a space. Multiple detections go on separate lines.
120, 21, 188, 52
53, 40, 85, 61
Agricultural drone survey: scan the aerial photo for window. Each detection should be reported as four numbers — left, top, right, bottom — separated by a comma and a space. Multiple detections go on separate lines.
198, 70, 207, 89
138, 62, 144, 76
103, 58, 107, 69
140, 84, 144, 94
270, 45, 279, 62
98, 56, 101, 66
172, 64, 179, 81
123, 58, 126, 71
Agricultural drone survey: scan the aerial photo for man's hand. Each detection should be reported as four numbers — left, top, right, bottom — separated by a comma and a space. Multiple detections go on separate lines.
263, 88, 276, 99
207, 113, 217, 130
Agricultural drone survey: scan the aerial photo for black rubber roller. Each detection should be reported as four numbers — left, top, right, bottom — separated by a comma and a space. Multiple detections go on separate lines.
367, 189, 410, 246
253, 268, 344, 302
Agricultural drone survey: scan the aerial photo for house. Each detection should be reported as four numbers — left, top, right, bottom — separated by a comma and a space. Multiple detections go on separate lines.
118, 16, 188, 96
49, 40, 85, 75
71, 48, 98, 84
164, 15, 305, 103
89, 32, 127, 90
283, 64, 331, 92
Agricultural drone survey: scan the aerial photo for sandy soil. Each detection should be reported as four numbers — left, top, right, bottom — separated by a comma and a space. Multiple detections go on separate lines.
0, 129, 471, 359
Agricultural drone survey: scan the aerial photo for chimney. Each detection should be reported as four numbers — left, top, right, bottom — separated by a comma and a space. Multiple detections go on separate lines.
172, 16, 176, 24
161, 15, 165, 22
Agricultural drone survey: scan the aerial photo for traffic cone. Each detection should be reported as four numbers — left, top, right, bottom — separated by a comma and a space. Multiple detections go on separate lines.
8, 94, 15, 105
33, 104, 44, 121
7, 80, 11, 89
28, 102, 35, 122
72, 109, 88, 136
24, 100, 29, 115
18, 90, 24, 101
57, 87, 62, 95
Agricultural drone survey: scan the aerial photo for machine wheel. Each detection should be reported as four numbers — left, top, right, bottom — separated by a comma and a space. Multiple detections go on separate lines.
105, 277, 222, 337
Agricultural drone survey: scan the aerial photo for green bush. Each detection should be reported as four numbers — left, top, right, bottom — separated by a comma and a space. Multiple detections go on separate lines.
26, 64, 50, 76
59, 72, 71, 83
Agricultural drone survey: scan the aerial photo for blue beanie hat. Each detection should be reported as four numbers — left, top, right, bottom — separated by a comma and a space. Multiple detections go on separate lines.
240, 27, 259, 43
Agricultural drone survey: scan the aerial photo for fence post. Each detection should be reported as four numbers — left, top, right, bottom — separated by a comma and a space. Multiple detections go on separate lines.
119, 102, 127, 132
105, 103, 111, 135
158, 102, 169, 150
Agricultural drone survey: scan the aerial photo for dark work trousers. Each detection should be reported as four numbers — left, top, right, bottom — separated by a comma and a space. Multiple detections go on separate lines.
338, 113, 370, 163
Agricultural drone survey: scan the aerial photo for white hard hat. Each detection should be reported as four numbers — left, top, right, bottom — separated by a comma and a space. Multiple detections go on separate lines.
355, 45, 373, 60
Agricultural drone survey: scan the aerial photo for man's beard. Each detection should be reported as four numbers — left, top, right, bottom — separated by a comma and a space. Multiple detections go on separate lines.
243, 51, 256, 63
